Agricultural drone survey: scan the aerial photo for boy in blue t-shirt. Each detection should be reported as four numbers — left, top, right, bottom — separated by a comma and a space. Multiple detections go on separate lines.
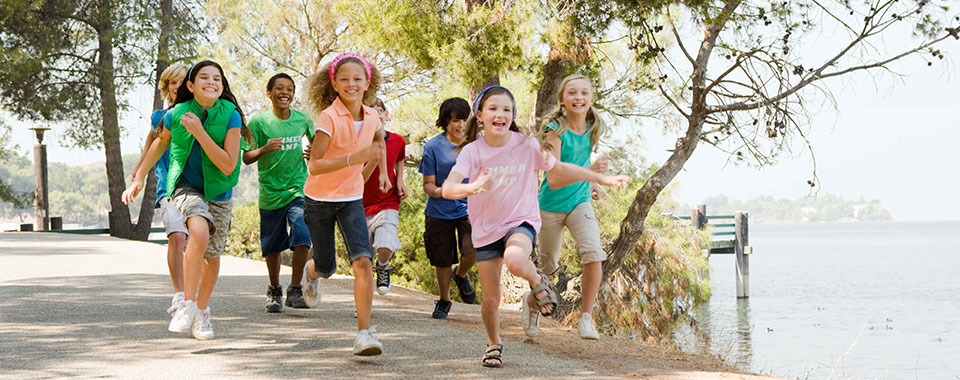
418, 97, 477, 319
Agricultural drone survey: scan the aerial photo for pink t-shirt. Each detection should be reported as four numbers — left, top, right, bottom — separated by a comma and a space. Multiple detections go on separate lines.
450, 131, 557, 248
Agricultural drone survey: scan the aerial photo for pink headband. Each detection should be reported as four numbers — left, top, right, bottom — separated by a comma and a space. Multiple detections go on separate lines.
328, 53, 372, 81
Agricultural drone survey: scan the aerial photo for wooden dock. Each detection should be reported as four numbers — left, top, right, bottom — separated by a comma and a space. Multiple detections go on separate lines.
675, 205, 751, 298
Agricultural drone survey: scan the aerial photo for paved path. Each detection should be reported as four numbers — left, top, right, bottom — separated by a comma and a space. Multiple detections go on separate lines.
0, 232, 775, 379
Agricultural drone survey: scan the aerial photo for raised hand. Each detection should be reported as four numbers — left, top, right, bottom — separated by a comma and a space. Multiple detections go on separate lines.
590, 154, 612, 173
262, 138, 283, 154
180, 112, 205, 139
471, 167, 492, 194
121, 179, 144, 205
598, 174, 632, 189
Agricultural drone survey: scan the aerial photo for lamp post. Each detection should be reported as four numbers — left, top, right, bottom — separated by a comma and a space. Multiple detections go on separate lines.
29, 126, 50, 231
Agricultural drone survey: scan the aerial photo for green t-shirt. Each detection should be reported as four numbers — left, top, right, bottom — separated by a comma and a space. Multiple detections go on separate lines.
242, 110, 315, 210
538, 121, 594, 213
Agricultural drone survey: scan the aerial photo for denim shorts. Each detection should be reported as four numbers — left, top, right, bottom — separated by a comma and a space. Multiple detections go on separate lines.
259, 197, 311, 257
475, 222, 537, 262
303, 198, 373, 278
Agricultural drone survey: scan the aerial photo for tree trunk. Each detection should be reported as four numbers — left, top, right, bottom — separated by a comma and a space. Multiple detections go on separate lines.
96, 2, 143, 239
152, 0, 172, 111
534, 49, 567, 119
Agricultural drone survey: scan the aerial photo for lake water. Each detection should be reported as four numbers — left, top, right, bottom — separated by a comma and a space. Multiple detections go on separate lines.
675, 221, 960, 379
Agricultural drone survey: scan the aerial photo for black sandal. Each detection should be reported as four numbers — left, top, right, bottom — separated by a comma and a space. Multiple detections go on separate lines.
482, 343, 503, 368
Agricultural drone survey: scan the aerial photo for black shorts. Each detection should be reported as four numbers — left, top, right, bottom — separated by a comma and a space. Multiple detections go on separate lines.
424, 215, 475, 267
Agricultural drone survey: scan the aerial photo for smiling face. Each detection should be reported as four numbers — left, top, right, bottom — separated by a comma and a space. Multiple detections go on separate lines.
331, 61, 369, 105
268, 77, 295, 111
477, 93, 514, 139
166, 77, 183, 104
560, 78, 593, 117
186, 65, 223, 103
446, 117, 467, 141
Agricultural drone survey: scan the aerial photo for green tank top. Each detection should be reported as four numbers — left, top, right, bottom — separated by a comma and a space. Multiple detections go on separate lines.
538, 121, 593, 213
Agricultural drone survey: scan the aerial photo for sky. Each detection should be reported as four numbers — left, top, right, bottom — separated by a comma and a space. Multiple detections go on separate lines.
4, 26, 959, 222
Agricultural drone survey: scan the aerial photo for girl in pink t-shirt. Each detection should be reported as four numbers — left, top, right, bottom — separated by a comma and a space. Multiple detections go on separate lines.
442, 85, 631, 368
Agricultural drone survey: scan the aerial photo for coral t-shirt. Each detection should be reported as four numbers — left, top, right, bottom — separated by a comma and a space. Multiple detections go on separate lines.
304, 97, 380, 202
450, 131, 556, 248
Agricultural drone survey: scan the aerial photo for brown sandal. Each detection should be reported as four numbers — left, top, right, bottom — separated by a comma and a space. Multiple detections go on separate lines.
482, 343, 503, 368
530, 269, 558, 317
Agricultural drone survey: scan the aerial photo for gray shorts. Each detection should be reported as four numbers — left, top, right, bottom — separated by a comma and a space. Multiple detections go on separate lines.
366, 209, 402, 252
538, 201, 606, 276
157, 197, 188, 236
172, 186, 233, 259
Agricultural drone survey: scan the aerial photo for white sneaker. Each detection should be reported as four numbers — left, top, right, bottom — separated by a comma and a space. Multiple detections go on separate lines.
521, 291, 540, 337
578, 312, 600, 340
192, 306, 214, 340
166, 292, 185, 316
303, 259, 320, 308
353, 329, 383, 356
169, 300, 198, 333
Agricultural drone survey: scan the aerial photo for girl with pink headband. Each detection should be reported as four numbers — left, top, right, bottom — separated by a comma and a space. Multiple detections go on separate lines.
301, 52, 390, 356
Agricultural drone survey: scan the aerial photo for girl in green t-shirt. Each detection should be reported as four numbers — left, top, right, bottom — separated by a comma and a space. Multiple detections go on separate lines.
533, 74, 612, 340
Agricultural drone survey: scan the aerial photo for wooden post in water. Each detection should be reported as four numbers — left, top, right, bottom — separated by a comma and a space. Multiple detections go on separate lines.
735, 211, 749, 298
691, 204, 706, 230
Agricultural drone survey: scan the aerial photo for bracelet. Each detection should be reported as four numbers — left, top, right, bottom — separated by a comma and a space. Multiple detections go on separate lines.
346, 153, 351, 166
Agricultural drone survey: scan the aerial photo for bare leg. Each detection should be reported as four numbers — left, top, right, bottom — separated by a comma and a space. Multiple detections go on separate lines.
291, 245, 309, 285
436, 266, 452, 301
501, 234, 553, 315
376, 247, 393, 265
456, 253, 476, 277
476, 259, 503, 345
581, 261, 602, 314
167, 232, 186, 293
196, 257, 220, 309
183, 216, 210, 302
353, 257, 374, 330
266, 253, 281, 287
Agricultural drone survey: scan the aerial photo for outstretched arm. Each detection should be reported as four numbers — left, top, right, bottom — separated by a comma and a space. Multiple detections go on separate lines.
546, 160, 631, 189
123, 127, 172, 204
441, 170, 490, 200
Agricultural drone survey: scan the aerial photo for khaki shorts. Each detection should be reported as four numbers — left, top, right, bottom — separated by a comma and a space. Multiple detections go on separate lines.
366, 209, 402, 252
172, 186, 233, 259
157, 197, 188, 236
538, 201, 606, 276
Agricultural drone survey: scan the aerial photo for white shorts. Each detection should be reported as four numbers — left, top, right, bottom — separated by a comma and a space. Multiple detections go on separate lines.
157, 197, 188, 236
366, 209, 402, 252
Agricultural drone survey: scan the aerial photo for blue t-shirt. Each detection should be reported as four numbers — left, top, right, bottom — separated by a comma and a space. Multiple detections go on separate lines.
150, 109, 172, 203
163, 109, 242, 201
418, 132, 468, 219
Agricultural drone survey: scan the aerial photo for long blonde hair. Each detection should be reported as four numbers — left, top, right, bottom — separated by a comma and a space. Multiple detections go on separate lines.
538, 74, 606, 152
158, 62, 189, 106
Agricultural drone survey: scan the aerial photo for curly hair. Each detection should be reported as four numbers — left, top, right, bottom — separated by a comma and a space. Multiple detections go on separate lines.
305, 56, 381, 116
537, 74, 606, 153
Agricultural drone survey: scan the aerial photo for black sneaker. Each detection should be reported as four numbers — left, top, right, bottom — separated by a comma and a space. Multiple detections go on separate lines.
285, 284, 308, 309
432, 299, 452, 319
265, 285, 283, 313
375, 262, 392, 295
452, 265, 477, 304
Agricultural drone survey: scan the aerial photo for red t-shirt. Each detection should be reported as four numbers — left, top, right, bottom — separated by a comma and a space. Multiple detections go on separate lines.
363, 132, 406, 216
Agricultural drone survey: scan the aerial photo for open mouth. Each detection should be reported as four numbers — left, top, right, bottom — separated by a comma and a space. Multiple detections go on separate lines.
278, 96, 291, 103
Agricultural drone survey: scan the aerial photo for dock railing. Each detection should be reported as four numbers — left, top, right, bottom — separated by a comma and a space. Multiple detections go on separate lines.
673, 205, 751, 298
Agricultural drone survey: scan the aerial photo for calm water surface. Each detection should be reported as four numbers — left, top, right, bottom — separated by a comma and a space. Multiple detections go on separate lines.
676, 221, 960, 379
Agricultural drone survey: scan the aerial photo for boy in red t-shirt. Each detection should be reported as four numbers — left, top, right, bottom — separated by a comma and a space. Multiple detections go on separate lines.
362, 99, 407, 295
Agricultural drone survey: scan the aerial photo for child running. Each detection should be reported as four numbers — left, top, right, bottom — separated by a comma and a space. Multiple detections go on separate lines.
129, 62, 189, 316
361, 98, 406, 296
535, 74, 612, 340
419, 97, 478, 319
123, 60, 250, 340
300, 52, 388, 356
440, 85, 631, 367
241, 73, 314, 313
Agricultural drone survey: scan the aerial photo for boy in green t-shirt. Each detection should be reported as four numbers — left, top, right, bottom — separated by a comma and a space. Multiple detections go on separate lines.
241, 73, 315, 313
